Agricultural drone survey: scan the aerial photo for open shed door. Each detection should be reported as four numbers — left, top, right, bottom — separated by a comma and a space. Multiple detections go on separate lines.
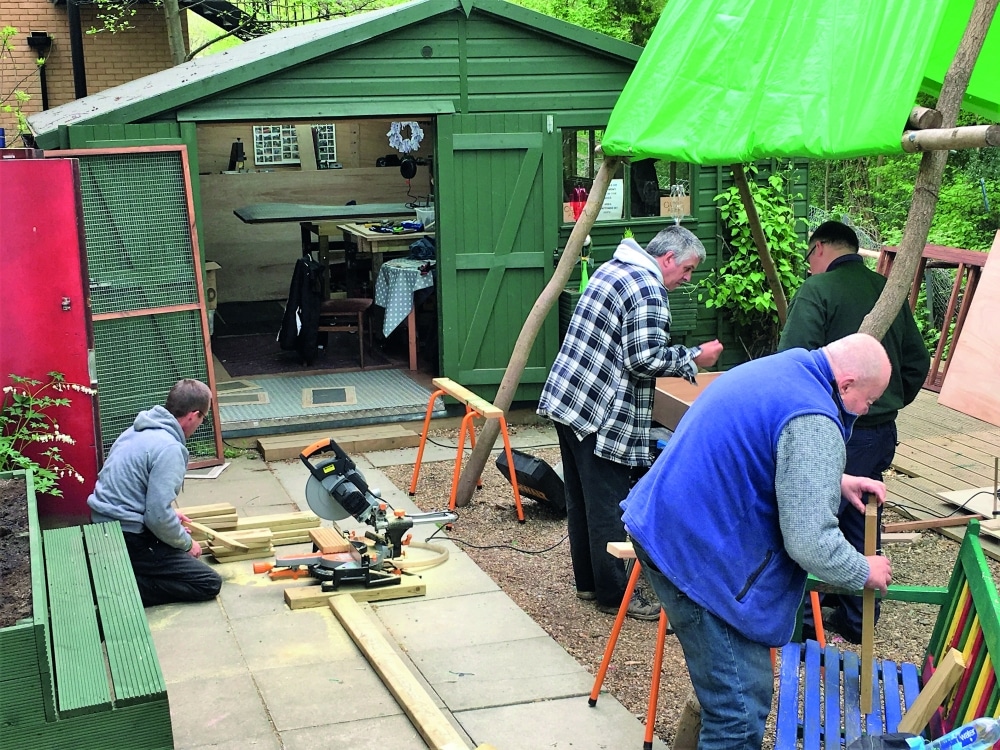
436, 113, 559, 398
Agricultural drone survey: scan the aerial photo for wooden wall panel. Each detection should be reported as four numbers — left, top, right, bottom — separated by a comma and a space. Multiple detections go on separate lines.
939, 231, 1000, 427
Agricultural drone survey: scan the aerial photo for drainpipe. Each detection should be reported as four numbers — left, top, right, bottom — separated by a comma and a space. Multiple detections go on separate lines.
26, 32, 53, 110
66, 0, 87, 99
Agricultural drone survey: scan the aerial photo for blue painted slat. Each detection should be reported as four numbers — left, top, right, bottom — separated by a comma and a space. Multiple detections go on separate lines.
803, 640, 822, 747
883, 660, 904, 731
901, 661, 922, 711
844, 649, 862, 745
824, 645, 843, 750
775, 642, 803, 748
867, 658, 885, 735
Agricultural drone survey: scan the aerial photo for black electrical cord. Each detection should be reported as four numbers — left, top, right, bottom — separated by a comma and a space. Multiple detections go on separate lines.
423, 512, 568, 554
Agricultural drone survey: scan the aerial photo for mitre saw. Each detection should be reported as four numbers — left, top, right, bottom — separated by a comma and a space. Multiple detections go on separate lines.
267, 438, 456, 591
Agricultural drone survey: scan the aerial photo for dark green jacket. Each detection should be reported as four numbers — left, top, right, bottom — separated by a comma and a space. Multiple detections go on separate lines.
778, 254, 930, 427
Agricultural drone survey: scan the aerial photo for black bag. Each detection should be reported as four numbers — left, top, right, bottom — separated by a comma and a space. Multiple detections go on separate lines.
495, 449, 565, 515
408, 237, 435, 260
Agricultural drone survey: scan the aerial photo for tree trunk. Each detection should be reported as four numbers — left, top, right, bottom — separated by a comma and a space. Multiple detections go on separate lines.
453, 157, 621, 506
163, 0, 187, 66
732, 164, 788, 325
860, 0, 997, 339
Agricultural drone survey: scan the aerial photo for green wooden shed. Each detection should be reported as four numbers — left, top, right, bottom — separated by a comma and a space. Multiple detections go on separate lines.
28, 0, 789, 401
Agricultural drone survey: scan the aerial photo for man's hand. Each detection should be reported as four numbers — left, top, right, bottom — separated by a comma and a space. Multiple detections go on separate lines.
693, 339, 723, 368
188, 539, 203, 558
841, 475, 886, 514
864, 554, 892, 595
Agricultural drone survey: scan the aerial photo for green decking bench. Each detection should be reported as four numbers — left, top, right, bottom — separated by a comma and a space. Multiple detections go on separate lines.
776, 519, 1000, 748
0, 470, 173, 749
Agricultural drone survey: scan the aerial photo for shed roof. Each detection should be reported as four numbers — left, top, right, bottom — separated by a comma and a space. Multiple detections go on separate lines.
28, 0, 640, 141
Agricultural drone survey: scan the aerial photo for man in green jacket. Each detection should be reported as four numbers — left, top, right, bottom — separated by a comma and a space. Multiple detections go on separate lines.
778, 220, 929, 642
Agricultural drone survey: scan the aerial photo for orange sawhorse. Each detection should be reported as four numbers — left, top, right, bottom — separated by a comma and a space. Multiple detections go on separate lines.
409, 377, 525, 522
589, 542, 818, 749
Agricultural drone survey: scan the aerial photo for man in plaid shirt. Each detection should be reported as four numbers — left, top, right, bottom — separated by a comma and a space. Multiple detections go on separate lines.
538, 225, 722, 619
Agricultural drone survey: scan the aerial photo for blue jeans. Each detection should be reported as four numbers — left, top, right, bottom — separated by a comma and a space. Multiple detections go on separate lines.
634, 541, 773, 750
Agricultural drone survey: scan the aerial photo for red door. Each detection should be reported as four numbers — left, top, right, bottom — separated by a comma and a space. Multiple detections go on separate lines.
0, 157, 100, 524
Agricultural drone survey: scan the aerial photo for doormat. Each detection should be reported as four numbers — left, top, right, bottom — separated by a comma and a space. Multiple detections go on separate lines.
217, 389, 270, 408
302, 386, 357, 408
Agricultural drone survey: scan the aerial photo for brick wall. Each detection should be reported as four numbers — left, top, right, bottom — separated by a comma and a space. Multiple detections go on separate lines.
1, 2, 183, 145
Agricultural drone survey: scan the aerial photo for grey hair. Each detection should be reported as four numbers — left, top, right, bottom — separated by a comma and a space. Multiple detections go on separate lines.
645, 225, 706, 264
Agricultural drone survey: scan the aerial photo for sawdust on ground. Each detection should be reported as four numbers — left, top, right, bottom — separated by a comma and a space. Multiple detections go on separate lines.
376, 426, 999, 749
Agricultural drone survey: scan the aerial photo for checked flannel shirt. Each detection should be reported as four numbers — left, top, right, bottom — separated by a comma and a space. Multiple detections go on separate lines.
537, 245, 699, 467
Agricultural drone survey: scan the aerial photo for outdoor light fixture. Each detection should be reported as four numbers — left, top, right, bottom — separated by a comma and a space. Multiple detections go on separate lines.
26, 32, 53, 111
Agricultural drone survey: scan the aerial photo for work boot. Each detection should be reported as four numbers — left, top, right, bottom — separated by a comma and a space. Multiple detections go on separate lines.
597, 588, 661, 621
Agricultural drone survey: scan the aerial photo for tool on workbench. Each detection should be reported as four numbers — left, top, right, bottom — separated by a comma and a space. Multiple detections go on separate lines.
264, 438, 456, 592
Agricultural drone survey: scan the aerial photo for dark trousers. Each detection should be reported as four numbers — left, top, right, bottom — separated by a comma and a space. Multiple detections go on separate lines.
124, 530, 223, 607
812, 422, 897, 639
555, 423, 633, 607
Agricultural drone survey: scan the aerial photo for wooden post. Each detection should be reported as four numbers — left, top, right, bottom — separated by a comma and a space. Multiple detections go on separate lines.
901, 123, 1000, 153
731, 163, 788, 325
906, 105, 944, 130
860, 495, 878, 714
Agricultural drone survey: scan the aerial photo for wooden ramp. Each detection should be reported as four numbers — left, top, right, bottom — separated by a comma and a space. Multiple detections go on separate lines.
889, 389, 1000, 560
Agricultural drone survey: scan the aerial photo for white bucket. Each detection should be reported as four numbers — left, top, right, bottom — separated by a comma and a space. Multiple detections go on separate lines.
415, 207, 435, 228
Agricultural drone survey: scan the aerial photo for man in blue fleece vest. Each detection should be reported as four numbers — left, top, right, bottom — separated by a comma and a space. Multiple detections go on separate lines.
538, 225, 723, 620
621, 334, 894, 750
779, 220, 929, 642
88, 379, 222, 607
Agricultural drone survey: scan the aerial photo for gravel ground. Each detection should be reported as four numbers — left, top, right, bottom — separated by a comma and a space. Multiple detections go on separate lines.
376, 427, 997, 748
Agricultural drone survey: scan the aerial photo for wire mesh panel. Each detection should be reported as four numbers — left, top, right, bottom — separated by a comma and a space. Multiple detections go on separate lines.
93, 312, 218, 460
67, 146, 221, 464
77, 151, 199, 315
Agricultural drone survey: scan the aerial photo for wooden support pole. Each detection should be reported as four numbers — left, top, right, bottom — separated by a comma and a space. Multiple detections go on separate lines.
901, 123, 1000, 153
906, 105, 944, 130
329, 595, 473, 749
731, 163, 788, 325
860, 497, 878, 714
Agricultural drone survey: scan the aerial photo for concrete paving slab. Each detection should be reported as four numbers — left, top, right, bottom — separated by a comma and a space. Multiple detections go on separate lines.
229, 607, 359, 671
455, 694, 668, 750
267, 458, 311, 510
252, 658, 404, 731
383, 547, 501, 601
217, 563, 318, 620
280, 715, 427, 750
168, 672, 277, 749
410, 634, 593, 712
150, 611, 247, 684
374, 590, 547, 652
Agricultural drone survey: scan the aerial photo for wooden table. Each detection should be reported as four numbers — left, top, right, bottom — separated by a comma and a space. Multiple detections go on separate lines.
374, 258, 435, 370
338, 222, 434, 280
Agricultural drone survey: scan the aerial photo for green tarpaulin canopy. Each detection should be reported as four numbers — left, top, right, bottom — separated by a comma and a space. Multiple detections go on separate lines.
602, 0, 998, 165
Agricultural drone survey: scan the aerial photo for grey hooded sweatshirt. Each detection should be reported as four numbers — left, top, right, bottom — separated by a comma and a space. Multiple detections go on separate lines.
88, 405, 193, 551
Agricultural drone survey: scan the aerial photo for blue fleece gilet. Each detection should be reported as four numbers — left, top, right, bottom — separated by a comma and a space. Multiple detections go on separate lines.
621, 348, 854, 646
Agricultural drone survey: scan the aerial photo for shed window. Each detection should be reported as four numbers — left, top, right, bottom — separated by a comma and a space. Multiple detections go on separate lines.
562, 128, 691, 222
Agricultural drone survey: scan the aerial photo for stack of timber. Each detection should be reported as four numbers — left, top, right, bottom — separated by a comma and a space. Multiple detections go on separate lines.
179, 502, 321, 562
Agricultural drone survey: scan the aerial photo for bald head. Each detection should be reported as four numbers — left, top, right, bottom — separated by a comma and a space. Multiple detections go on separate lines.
823, 333, 891, 416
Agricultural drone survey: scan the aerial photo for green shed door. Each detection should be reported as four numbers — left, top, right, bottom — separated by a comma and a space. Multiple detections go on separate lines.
436, 113, 559, 397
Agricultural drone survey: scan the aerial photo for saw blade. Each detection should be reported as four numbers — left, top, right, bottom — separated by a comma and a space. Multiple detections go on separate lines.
304, 460, 352, 521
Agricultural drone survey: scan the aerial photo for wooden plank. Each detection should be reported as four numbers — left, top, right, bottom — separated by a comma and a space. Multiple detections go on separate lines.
939, 235, 1000, 428
884, 517, 980, 533
897, 439, 997, 485
431, 377, 504, 419
183, 519, 249, 551
897, 648, 966, 734
861, 501, 877, 714
938, 487, 1000, 517
257, 424, 421, 461
310, 527, 353, 553
921, 434, 1000, 470
283, 579, 426, 609
892, 448, 988, 491
882, 532, 923, 544
605, 541, 636, 559
328, 594, 468, 750
83, 523, 166, 705
42, 527, 112, 716
209, 547, 274, 562
236, 511, 321, 531
176, 503, 236, 518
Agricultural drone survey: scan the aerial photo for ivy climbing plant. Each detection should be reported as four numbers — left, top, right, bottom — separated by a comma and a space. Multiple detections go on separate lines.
699, 165, 807, 359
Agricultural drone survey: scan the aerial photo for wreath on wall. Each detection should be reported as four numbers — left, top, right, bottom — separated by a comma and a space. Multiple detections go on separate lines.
387, 121, 424, 154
